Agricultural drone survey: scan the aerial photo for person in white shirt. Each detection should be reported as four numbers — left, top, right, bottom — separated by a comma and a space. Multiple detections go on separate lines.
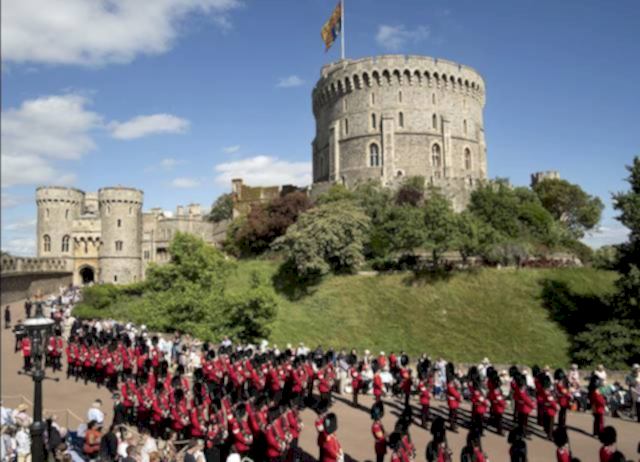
87, 400, 104, 425
139, 429, 158, 462
594, 364, 608, 385
117, 433, 136, 459
1, 402, 14, 426
15, 427, 30, 462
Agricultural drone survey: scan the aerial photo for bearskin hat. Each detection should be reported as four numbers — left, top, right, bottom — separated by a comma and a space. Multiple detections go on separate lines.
508, 365, 520, 378
541, 374, 552, 389
552, 426, 568, 447
400, 354, 409, 367
599, 426, 617, 446
430, 416, 446, 438
370, 402, 384, 421
554, 368, 566, 381
388, 432, 402, 450
323, 413, 338, 435
532, 365, 541, 378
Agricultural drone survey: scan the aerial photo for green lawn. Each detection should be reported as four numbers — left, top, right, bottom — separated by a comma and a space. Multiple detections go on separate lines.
227, 260, 616, 367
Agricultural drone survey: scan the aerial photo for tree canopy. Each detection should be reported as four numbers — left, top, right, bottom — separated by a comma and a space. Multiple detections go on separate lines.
207, 193, 233, 223
533, 178, 603, 238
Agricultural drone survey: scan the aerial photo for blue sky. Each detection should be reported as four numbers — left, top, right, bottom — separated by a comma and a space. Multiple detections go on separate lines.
2, 0, 639, 255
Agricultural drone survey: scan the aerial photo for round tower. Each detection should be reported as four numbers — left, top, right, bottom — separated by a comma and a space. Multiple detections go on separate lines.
36, 187, 85, 258
98, 187, 143, 284
311, 55, 487, 210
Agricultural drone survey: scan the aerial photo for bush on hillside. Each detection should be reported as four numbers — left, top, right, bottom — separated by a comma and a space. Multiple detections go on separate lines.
77, 233, 278, 343
273, 201, 370, 278
571, 321, 640, 369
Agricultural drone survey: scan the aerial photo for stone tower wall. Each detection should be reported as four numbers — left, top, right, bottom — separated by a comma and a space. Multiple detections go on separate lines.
35, 187, 85, 259
312, 55, 487, 211
98, 187, 143, 284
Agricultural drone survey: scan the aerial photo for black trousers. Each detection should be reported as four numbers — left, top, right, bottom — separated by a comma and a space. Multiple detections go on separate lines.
493, 412, 504, 435
558, 406, 567, 427
449, 408, 458, 430
421, 405, 430, 428
518, 412, 530, 436
593, 413, 603, 436
543, 413, 554, 440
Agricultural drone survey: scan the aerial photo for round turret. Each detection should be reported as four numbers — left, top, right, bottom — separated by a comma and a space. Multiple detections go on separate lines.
35, 187, 85, 258
311, 55, 488, 210
98, 187, 144, 284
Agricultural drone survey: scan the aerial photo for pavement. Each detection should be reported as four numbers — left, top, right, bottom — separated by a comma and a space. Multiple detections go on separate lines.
2, 298, 638, 461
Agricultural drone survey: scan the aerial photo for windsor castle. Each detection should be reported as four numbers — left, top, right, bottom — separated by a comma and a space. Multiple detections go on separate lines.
33, 54, 551, 285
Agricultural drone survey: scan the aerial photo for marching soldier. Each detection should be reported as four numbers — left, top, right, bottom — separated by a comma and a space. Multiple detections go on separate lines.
446, 367, 461, 432
487, 374, 506, 436
588, 375, 606, 437
418, 377, 432, 429
554, 368, 571, 428
515, 374, 534, 438
470, 379, 488, 437
320, 413, 343, 462
21, 335, 32, 371
542, 375, 558, 440
351, 363, 362, 407
552, 427, 572, 462
370, 402, 387, 462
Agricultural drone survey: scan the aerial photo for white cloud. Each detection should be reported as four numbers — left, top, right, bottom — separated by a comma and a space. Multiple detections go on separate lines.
582, 225, 630, 248
1, 193, 28, 209
277, 75, 305, 88
1, 94, 99, 187
171, 177, 200, 188
375, 24, 430, 51
3, 219, 37, 231
214, 155, 311, 187
2, 0, 242, 66
223, 145, 241, 154
2, 237, 36, 256
110, 114, 190, 140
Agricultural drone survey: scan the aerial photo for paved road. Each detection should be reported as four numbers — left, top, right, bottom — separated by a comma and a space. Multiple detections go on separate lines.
2, 299, 637, 460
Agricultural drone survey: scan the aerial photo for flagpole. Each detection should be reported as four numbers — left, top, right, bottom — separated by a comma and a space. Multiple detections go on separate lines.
341, 0, 345, 60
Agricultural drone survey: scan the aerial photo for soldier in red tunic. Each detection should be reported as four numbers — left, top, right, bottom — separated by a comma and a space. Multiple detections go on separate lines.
487, 374, 506, 436
552, 427, 572, 462
446, 368, 461, 432
515, 374, 534, 438
598, 426, 617, 462
21, 336, 32, 371
554, 369, 571, 428
350, 363, 362, 407
370, 402, 387, 462
470, 378, 488, 437
320, 413, 343, 462
418, 377, 432, 429
265, 407, 287, 462
541, 375, 558, 440
589, 375, 607, 437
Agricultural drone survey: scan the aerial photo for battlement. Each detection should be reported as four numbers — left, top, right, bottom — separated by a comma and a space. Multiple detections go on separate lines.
36, 186, 85, 204
98, 187, 144, 204
530, 171, 560, 187
1, 255, 72, 275
313, 55, 485, 112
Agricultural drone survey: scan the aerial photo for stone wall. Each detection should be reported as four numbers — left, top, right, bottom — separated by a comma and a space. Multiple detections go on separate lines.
1, 273, 73, 305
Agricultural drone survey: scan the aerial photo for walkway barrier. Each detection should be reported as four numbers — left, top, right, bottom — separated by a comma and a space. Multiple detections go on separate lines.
1, 394, 84, 430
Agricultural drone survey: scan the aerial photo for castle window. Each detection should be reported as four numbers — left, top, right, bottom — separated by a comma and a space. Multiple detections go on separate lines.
117, 219, 122, 228
399, 112, 404, 128
106, 205, 111, 215
432, 144, 442, 168
432, 114, 438, 130
369, 143, 381, 167
45, 209, 50, 220
129, 206, 133, 215
65, 209, 69, 220
114, 275, 118, 282
144, 250, 150, 260
398, 91, 403, 103
61, 235, 70, 252
371, 113, 377, 130
371, 93, 375, 105
432, 93, 436, 105
344, 118, 349, 135
464, 119, 468, 135
465, 148, 472, 170
115, 240, 123, 251
43, 235, 51, 253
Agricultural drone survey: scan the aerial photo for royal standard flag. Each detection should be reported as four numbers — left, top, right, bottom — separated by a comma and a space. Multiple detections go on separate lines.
321, 2, 342, 51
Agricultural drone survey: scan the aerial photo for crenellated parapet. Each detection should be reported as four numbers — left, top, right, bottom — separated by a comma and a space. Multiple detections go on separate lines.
1, 255, 72, 275
312, 55, 485, 114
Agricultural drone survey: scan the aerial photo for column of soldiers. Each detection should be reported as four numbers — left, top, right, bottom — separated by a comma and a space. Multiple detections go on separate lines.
49, 320, 349, 462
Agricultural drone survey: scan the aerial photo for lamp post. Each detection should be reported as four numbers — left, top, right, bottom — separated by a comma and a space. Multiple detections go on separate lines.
22, 302, 54, 462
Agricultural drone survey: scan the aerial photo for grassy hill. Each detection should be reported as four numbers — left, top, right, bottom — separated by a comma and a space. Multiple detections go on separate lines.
227, 261, 616, 367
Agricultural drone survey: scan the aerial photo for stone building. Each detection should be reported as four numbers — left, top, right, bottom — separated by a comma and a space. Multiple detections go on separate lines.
35, 186, 227, 285
311, 55, 488, 211
231, 178, 306, 218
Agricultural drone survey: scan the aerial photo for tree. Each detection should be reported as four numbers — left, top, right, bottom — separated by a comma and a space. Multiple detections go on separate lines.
273, 201, 370, 277
533, 178, 604, 238
592, 245, 618, 270
423, 188, 458, 264
316, 184, 355, 204
232, 191, 312, 256
380, 205, 426, 255
352, 180, 392, 226
456, 211, 499, 263
207, 193, 234, 223
611, 156, 640, 325
395, 176, 425, 206
572, 321, 640, 369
